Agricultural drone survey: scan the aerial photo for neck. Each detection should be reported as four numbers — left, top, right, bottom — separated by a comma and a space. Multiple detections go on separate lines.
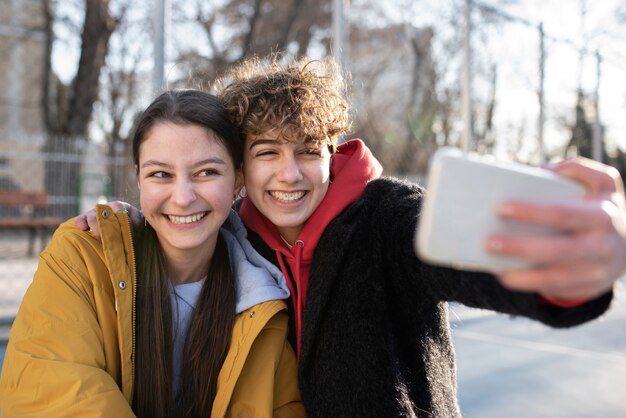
280, 235, 293, 250
164, 241, 216, 285
277, 226, 302, 246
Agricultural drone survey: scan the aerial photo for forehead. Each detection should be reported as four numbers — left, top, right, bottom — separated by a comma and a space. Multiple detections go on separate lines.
140, 122, 228, 159
248, 128, 296, 142
246, 128, 322, 150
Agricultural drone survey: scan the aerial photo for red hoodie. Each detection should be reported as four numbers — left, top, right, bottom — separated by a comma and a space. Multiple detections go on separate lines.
239, 139, 383, 355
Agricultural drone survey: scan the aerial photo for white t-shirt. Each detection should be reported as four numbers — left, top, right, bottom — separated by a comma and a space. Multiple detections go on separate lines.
170, 277, 205, 399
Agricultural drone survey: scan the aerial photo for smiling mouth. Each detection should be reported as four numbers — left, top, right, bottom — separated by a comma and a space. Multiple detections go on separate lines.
167, 212, 207, 224
269, 191, 306, 203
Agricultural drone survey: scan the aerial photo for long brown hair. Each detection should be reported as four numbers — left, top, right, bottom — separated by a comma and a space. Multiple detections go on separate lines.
131, 90, 242, 417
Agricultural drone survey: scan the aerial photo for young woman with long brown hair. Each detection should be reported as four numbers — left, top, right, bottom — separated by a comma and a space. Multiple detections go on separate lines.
0, 90, 305, 417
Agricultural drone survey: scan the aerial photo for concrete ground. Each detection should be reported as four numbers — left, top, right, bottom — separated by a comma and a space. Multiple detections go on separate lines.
1, 248, 625, 416
452, 283, 626, 417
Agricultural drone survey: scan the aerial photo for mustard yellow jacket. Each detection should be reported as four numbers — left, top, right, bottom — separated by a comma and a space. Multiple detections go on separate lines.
0, 206, 305, 418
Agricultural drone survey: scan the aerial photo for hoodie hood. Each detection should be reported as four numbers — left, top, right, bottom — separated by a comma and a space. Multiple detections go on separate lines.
221, 210, 291, 313
239, 139, 382, 355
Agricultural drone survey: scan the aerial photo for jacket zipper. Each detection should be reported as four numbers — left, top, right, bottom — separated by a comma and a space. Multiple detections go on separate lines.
120, 213, 137, 398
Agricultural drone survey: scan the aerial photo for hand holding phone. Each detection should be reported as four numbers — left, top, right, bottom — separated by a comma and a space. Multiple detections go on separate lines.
414, 148, 586, 272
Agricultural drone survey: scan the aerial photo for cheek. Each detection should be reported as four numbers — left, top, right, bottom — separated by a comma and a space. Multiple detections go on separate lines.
308, 164, 331, 187
214, 188, 236, 206
206, 178, 238, 207
243, 162, 265, 189
242, 170, 265, 207
138, 187, 160, 215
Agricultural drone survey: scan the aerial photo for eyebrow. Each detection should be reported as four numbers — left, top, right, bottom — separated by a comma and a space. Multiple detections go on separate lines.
140, 157, 227, 169
248, 139, 284, 150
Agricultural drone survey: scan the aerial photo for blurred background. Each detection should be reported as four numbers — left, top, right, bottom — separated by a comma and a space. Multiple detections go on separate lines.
0, 0, 625, 416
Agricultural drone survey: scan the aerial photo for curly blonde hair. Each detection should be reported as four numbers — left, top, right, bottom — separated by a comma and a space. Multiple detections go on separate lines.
215, 55, 352, 152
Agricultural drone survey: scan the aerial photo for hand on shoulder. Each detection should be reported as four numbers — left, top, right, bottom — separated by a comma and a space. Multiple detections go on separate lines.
74, 201, 141, 239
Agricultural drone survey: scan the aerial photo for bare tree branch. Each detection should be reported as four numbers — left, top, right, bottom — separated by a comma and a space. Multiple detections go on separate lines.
241, 0, 263, 58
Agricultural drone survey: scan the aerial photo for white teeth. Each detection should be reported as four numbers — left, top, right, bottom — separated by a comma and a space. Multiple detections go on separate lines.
168, 212, 206, 224
269, 191, 305, 202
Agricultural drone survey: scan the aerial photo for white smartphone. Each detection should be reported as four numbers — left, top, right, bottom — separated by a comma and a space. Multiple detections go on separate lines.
414, 147, 586, 272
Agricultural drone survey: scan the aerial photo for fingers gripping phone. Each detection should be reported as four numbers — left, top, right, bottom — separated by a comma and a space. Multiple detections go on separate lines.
414, 147, 586, 272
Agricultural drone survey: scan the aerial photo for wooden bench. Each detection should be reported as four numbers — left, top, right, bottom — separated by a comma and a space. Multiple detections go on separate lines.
0, 191, 64, 256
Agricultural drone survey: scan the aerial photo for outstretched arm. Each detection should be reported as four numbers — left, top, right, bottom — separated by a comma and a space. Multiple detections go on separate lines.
486, 157, 626, 301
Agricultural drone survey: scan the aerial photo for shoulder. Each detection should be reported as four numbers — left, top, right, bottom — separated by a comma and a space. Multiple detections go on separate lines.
46, 209, 131, 261
38, 216, 124, 292
321, 177, 425, 248
323, 177, 425, 232
237, 300, 289, 330
353, 177, 425, 222
44, 218, 105, 262
363, 177, 425, 201
233, 302, 289, 349
16, 222, 114, 330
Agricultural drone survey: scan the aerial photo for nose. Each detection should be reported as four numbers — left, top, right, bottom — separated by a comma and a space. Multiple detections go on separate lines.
276, 154, 303, 183
172, 178, 197, 207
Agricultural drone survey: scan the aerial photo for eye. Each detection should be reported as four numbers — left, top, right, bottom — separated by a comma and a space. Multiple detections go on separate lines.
300, 147, 323, 157
198, 168, 219, 177
149, 171, 170, 179
256, 149, 278, 157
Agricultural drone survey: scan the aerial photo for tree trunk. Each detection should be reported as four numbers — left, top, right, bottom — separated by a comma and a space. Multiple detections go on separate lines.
42, 0, 117, 217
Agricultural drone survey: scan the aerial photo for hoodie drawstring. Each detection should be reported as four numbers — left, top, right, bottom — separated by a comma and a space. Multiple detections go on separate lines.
275, 240, 304, 358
